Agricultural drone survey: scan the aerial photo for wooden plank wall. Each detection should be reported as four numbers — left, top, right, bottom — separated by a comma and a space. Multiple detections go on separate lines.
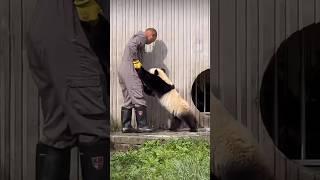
0, 0, 10, 179
0, 0, 39, 179
212, 0, 320, 179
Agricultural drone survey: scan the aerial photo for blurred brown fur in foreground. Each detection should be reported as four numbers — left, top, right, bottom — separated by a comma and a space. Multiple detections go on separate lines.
211, 95, 274, 180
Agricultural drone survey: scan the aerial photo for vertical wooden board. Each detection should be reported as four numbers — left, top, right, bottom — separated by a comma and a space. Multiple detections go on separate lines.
211, 0, 219, 98
219, 0, 236, 116
0, 0, 10, 179
274, 151, 287, 180
9, 0, 23, 179
272, 0, 286, 147
299, 167, 315, 180
286, 160, 299, 180
236, 0, 248, 126
110, 0, 121, 129
258, 0, 275, 85
298, 0, 314, 163
210, 0, 215, 162
22, 0, 40, 179
299, 0, 315, 28
316, 0, 320, 23
286, 0, 299, 36
194, 0, 200, 126
257, 0, 275, 143
198, 0, 210, 127
256, 0, 273, 145
275, 0, 287, 45
284, 1, 300, 178
160, 1, 170, 128
260, 126, 276, 176
246, 0, 259, 135
186, 0, 193, 126
259, 0, 284, 175
271, 0, 286, 149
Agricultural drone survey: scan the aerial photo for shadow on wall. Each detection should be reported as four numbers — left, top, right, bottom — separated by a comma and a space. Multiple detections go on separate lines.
143, 40, 168, 72
142, 40, 171, 129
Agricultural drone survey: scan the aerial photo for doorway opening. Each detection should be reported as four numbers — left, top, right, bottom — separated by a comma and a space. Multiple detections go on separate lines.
191, 69, 210, 113
260, 23, 320, 169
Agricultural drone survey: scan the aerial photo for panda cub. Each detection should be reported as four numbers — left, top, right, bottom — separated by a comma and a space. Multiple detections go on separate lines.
212, 95, 274, 180
136, 67, 198, 132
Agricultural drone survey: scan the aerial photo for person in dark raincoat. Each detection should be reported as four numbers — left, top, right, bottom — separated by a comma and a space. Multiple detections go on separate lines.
26, 0, 109, 179
118, 28, 157, 133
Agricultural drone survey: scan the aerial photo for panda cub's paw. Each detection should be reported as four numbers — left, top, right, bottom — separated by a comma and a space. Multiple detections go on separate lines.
169, 117, 182, 131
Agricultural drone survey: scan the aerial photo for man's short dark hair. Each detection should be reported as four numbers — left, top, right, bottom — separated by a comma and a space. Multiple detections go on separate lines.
145, 28, 157, 37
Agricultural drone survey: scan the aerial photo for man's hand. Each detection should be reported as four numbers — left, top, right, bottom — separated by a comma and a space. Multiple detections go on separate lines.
133, 59, 143, 69
74, 0, 102, 22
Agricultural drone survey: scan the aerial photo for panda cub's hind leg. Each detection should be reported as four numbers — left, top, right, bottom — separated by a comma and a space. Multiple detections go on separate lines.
178, 112, 198, 132
169, 116, 182, 131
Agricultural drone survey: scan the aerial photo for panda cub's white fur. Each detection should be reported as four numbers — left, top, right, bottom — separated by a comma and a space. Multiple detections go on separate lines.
149, 68, 173, 86
212, 96, 274, 180
148, 68, 197, 131
148, 68, 191, 117
158, 90, 191, 117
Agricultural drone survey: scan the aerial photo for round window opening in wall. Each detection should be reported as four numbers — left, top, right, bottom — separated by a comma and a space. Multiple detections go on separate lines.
260, 23, 320, 165
191, 69, 210, 112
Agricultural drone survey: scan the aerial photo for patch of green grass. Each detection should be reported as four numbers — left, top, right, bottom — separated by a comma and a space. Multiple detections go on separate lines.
111, 138, 210, 180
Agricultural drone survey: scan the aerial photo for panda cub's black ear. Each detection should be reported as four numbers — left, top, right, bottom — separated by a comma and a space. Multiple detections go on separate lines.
154, 69, 159, 76
161, 68, 166, 73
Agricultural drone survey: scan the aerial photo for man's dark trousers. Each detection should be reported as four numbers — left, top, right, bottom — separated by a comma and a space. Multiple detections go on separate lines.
26, 0, 109, 179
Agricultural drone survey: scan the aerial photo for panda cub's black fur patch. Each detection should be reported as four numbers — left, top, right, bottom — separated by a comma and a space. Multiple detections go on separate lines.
136, 67, 175, 98
136, 67, 198, 132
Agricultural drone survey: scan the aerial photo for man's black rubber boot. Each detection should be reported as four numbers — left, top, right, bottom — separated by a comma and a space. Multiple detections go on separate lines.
121, 107, 136, 133
135, 106, 153, 133
36, 143, 71, 180
79, 140, 109, 180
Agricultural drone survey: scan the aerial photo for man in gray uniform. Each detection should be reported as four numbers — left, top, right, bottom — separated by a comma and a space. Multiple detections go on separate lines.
118, 28, 157, 133
27, 0, 109, 179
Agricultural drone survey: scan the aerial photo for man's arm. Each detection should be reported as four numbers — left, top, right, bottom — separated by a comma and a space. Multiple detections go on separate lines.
127, 34, 146, 60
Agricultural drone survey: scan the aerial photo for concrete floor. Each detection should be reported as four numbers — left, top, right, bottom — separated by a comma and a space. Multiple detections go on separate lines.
111, 128, 210, 151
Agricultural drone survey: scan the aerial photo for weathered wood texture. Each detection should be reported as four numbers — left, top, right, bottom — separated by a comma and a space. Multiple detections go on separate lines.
211, 0, 320, 179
